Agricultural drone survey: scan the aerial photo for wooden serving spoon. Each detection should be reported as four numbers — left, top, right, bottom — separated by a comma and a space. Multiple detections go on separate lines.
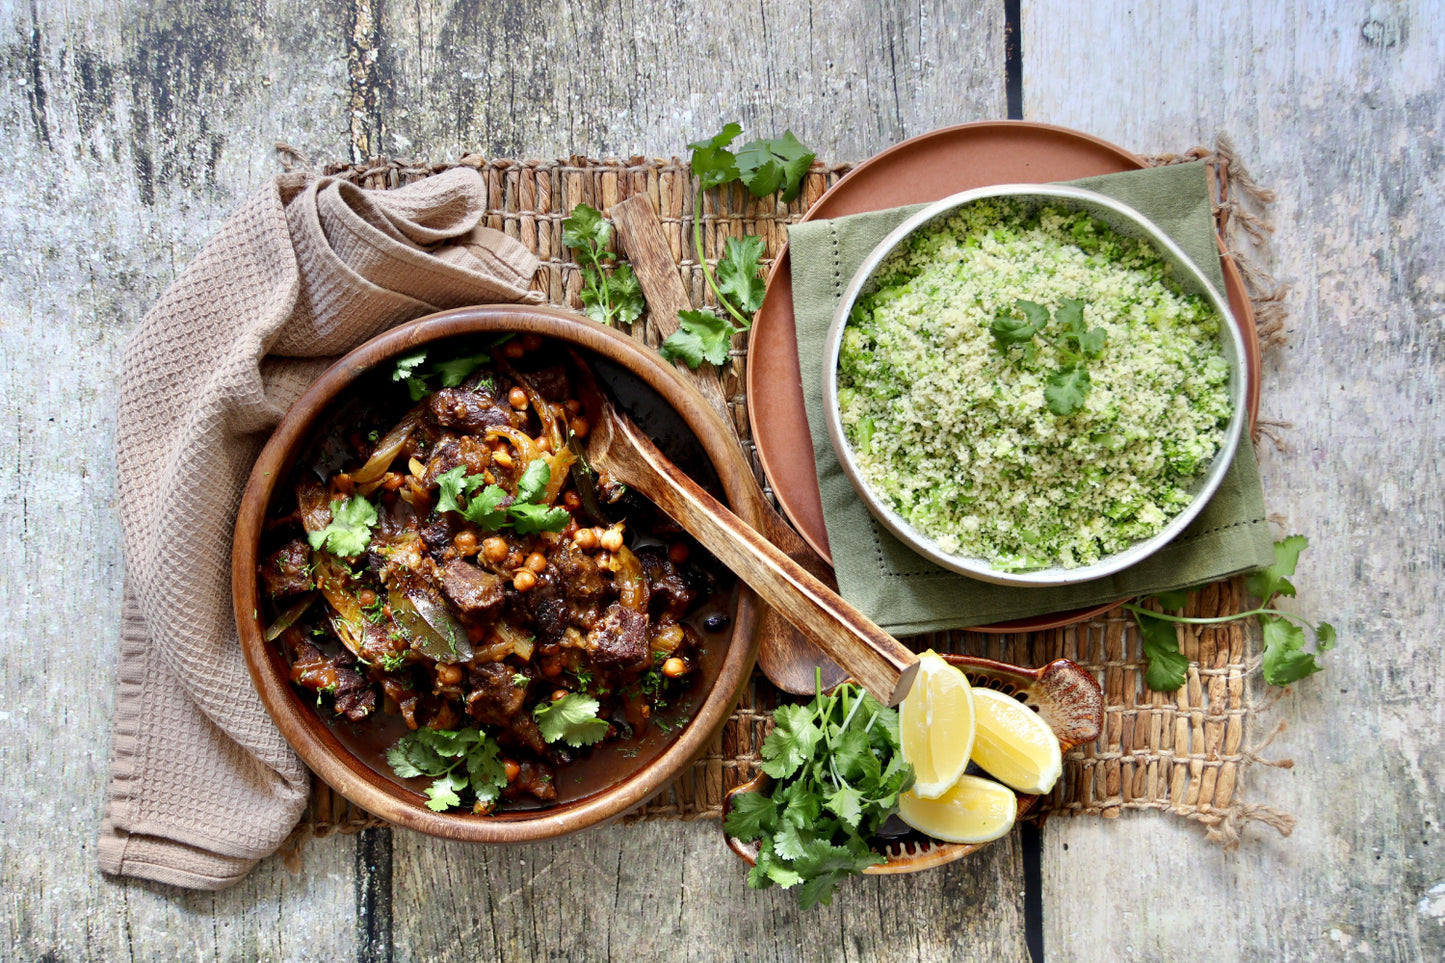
573, 355, 920, 706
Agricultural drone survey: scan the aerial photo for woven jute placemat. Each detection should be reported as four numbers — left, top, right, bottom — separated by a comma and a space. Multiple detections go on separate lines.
284, 139, 1295, 851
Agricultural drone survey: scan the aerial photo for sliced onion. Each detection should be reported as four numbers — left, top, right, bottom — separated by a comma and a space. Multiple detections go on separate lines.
263, 591, 318, 642
350, 406, 424, 484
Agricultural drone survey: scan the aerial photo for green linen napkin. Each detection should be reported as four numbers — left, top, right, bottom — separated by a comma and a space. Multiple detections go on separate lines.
789, 160, 1275, 635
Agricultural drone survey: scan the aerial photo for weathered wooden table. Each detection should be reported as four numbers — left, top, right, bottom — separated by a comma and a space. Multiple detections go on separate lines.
4, 1, 1441, 959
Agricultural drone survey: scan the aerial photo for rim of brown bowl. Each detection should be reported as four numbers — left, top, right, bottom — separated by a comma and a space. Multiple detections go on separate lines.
722, 654, 1103, 875
234, 303, 765, 843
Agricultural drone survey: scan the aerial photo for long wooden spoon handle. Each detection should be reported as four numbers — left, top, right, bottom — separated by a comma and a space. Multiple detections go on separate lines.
611, 412, 919, 705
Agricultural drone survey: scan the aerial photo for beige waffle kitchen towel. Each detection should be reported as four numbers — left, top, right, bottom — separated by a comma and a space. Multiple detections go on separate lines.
99, 166, 542, 890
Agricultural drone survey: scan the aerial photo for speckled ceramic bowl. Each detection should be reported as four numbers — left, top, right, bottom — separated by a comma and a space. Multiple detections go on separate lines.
821, 184, 1249, 587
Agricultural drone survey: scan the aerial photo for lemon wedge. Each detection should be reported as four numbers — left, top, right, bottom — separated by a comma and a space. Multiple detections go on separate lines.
969, 687, 1063, 795
899, 650, 975, 799
897, 774, 1018, 843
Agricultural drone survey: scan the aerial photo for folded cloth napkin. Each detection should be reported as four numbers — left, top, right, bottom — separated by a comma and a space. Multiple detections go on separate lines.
100, 167, 542, 890
789, 161, 1275, 635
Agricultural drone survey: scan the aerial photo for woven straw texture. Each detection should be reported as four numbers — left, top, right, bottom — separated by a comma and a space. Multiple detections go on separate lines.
288, 141, 1294, 849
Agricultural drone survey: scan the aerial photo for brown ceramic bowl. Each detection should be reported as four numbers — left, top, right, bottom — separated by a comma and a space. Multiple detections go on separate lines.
723, 654, 1103, 874
234, 304, 764, 842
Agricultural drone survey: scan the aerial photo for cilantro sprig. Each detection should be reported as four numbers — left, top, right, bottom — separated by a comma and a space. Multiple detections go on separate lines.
724, 682, 913, 909
661, 124, 814, 369
990, 298, 1108, 416
306, 495, 378, 557
1123, 535, 1337, 691
385, 726, 509, 812
434, 461, 570, 534
391, 349, 492, 401
561, 203, 645, 327
533, 692, 610, 747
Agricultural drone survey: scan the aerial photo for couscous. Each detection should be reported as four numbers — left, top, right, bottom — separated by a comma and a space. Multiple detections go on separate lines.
836, 198, 1231, 571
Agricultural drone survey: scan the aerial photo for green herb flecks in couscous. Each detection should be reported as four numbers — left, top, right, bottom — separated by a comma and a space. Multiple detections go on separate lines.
836, 198, 1232, 571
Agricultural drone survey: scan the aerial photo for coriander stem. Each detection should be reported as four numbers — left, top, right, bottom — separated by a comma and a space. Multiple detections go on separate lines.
1122, 603, 1322, 634
693, 183, 752, 329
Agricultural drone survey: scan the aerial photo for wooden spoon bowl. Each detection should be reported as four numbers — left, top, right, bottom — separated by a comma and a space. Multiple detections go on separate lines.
722, 655, 1104, 874
234, 304, 766, 843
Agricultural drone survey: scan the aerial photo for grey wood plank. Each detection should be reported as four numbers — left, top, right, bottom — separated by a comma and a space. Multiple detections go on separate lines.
1026, 2, 1445, 959
391, 821, 1029, 963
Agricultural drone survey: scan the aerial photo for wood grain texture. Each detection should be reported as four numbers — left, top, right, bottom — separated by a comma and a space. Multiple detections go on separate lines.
0, 0, 1010, 958
1026, 2, 1445, 960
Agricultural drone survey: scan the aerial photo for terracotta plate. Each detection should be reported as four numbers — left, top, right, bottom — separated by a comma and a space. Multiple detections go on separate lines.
745, 120, 1262, 632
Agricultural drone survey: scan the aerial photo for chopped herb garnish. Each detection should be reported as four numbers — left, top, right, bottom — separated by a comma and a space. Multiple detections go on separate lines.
533, 693, 609, 747
306, 495, 378, 557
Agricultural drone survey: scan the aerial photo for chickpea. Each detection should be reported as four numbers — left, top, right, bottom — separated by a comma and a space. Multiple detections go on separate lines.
568, 416, 590, 439
525, 551, 548, 574
513, 569, 537, 592
535, 434, 553, 453
382, 471, 406, 491
436, 663, 463, 685
357, 588, 378, 607
662, 657, 688, 679
502, 340, 526, 359
454, 531, 478, 556
508, 386, 529, 410
503, 759, 521, 782
550, 403, 568, 420
550, 688, 569, 702
482, 536, 509, 563
564, 398, 582, 415
506, 548, 525, 569
521, 333, 544, 352
668, 541, 690, 564
600, 526, 624, 553
573, 527, 598, 551
562, 490, 582, 511
333, 473, 356, 496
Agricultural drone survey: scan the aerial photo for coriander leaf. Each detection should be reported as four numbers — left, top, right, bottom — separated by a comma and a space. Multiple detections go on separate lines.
605, 263, 645, 325
715, 236, 767, 316
514, 459, 551, 504
434, 351, 491, 388
723, 791, 778, 842
415, 726, 480, 757
534, 693, 610, 747
393, 350, 427, 382
791, 838, 884, 909
824, 783, 866, 829
1261, 615, 1331, 686
1246, 534, 1308, 602
661, 309, 739, 369
460, 485, 510, 528
561, 203, 612, 253
1137, 611, 1190, 692
435, 466, 486, 515
465, 737, 509, 805
1077, 325, 1108, 358
307, 496, 378, 557
1045, 365, 1091, 416
1316, 622, 1338, 650
385, 743, 427, 779
772, 819, 814, 862
990, 300, 1049, 346
507, 502, 571, 534
688, 123, 743, 190
759, 703, 822, 780
735, 131, 815, 202
424, 771, 465, 812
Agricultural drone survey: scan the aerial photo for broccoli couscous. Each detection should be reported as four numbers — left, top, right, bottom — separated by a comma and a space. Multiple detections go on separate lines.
836, 197, 1232, 571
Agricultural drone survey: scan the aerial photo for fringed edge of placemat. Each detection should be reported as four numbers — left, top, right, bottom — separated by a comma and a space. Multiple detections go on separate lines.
282, 136, 1296, 854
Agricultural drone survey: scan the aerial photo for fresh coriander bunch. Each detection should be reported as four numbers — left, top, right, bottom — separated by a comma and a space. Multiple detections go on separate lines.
661, 123, 815, 368
561, 203, 645, 327
1125, 535, 1337, 691
724, 682, 914, 909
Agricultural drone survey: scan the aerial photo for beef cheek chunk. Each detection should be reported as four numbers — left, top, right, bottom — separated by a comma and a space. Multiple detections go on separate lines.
586, 603, 652, 673
518, 573, 571, 643
285, 632, 377, 722
466, 662, 549, 758
635, 545, 697, 622
261, 539, 314, 598
428, 386, 515, 434
439, 559, 505, 620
